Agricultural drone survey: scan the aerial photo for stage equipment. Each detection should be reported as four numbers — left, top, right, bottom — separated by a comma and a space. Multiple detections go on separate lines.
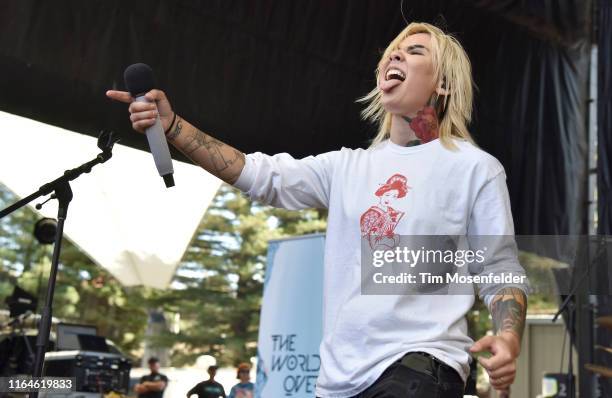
33, 217, 58, 244
43, 350, 131, 394
5, 286, 37, 318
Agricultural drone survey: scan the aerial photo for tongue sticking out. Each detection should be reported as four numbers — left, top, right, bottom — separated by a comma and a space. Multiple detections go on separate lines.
379, 77, 402, 93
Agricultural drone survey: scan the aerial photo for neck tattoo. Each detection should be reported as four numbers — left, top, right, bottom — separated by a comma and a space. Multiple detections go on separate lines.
401, 105, 440, 144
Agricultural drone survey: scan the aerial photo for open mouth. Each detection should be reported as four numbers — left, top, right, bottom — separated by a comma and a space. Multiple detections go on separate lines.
379, 65, 406, 93
385, 68, 406, 82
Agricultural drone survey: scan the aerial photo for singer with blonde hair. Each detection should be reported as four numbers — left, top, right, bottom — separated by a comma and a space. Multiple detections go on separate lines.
107, 21, 528, 398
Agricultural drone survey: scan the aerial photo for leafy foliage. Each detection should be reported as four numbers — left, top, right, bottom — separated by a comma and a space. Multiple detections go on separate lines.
150, 184, 327, 366
0, 185, 148, 356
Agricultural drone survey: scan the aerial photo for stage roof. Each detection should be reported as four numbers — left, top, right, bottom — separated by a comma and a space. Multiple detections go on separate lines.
0, 0, 593, 232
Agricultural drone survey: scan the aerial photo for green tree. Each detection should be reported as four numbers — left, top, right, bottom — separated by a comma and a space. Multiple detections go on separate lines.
0, 184, 148, 356
0, 185, 51, 301
150, 184, 327, 366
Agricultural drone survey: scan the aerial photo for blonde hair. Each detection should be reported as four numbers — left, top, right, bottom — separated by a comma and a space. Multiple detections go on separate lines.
359, 22, 475, 149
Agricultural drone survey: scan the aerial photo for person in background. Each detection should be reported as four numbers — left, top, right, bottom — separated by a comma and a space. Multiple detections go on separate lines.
186, 365, 226, 398
134, 357, 168, 398
228, 363, 254, 398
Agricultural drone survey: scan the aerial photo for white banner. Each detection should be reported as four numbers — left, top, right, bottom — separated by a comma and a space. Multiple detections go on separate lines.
256, 234, 325, 398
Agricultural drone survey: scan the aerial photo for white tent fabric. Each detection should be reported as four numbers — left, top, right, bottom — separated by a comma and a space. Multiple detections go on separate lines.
0, 111, 222, 288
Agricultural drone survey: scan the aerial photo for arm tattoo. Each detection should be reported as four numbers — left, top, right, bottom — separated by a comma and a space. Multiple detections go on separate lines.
177, 126, 245, 182
224, 149, 246, 183
490, 287, 527, 340
166, 116, 183, 141
182, 132, 229, 169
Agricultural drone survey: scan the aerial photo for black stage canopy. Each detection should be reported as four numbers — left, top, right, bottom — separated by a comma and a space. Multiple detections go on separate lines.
0, 0, 595, 235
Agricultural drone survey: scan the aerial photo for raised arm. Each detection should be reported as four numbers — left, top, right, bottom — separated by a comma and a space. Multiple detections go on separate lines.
106, 89, 245, 184
107, 88, 336, 209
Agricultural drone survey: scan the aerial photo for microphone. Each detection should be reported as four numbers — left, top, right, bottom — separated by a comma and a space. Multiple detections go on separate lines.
124, 63, 175, 188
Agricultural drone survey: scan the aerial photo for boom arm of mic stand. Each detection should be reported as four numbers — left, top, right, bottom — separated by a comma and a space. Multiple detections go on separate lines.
0, 143, 114, 219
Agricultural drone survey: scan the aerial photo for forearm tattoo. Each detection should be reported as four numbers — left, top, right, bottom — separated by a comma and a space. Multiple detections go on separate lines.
171, 119, 244, 183
490, 287, 527, 340
166, 116, 183, 141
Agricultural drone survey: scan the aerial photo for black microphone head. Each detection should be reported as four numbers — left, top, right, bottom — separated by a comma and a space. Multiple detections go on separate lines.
124, 63, 155, 97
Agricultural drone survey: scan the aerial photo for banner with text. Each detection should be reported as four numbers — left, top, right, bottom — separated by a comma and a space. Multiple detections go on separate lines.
256, 234, 325, 398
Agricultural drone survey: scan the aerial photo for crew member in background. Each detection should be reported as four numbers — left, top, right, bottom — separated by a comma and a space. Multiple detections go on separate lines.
228, 363, 254, 398
186, 365, 226, 398
134, 357, 168, 398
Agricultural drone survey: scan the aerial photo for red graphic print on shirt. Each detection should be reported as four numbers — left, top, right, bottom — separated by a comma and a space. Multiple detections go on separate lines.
360, 173, 410, 250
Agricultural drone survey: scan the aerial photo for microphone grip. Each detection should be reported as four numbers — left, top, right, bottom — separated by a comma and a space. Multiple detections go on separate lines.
135, 96, 175, 187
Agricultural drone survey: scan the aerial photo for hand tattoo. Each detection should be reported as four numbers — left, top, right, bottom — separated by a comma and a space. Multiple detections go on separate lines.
490, 287, 527, 341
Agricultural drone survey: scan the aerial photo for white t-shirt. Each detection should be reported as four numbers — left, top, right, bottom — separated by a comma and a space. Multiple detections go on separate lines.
234, 137, 529, 398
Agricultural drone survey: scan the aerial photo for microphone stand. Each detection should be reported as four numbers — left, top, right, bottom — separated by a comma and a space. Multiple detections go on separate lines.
0, 131, 119, 397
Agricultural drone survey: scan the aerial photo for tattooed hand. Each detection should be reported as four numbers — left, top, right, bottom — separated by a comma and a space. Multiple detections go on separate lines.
106, 88, 245, 185
469, 287, 527, 391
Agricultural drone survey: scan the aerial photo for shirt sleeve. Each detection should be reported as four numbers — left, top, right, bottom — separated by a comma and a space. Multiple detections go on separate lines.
466, 169, 530, 308
228, 386, 236, 398
232, 151, 337, 210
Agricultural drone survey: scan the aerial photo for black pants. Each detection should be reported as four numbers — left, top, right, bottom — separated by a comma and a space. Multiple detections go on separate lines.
320, 352, 465, 398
